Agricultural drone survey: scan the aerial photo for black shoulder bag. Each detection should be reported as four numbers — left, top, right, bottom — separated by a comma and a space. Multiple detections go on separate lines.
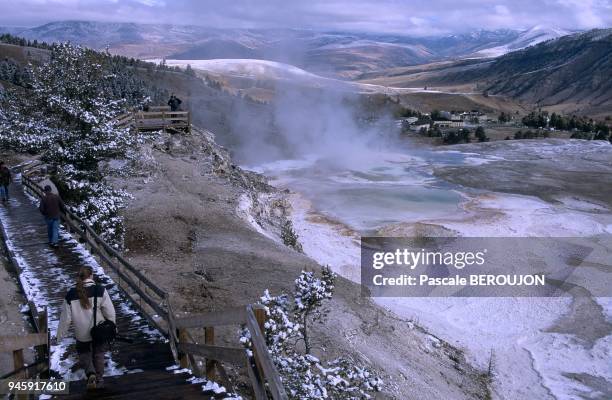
91, 285, 117, 346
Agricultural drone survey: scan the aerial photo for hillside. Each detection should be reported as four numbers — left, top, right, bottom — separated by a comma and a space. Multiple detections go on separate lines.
2, 21, 574, 78
478, 29, 612, 116
472, 26, 572, 57
359, 29, 612, 117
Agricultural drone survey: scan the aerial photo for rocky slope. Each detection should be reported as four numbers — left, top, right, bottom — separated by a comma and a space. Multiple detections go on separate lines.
112, 126, 491, 399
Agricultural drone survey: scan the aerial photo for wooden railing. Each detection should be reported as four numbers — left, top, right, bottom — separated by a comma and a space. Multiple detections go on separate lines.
115, 105, 191, 133
0, 310, 49, 381
149, 106, 174, 112
115, 112, 134, 128
167, 302, 288, 400
0, 198, 51, 382
21, 173, 170, 335
19, 170, 287, 399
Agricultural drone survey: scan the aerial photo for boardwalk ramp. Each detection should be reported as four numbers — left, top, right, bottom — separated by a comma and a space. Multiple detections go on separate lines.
0, 174, 221, 398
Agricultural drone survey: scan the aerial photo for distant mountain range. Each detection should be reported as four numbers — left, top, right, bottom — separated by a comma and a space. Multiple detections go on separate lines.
0, 21, 576, 78
359, 29, 612, 117
478, 29, 612, 115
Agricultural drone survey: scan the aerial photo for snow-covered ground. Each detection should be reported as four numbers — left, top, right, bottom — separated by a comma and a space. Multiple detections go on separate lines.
473, 26, 571, 58
156, 59, 321, 82
155, 58, 481, 96
243, 140, 612, 400
289, 190, 612, 400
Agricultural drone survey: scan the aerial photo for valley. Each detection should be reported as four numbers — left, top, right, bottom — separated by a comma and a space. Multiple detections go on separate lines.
1, 12, 611, 400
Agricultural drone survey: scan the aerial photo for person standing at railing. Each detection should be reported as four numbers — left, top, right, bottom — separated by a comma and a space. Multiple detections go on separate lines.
57, 266, 117, 390
0, 161, 11, 203
38, 185, 62, 247
167, 94, 182, 111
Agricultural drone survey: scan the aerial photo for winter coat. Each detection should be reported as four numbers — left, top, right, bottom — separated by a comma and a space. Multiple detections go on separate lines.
39, 192, 62, 219
168, 97, 182, 111
57, 279, 116, 342
0, 166, 11, 186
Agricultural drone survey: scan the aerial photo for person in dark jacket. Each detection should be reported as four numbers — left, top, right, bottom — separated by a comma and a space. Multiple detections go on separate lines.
0, 162, 11, 202
39, 185, 62, 247
167, 94, 182, 111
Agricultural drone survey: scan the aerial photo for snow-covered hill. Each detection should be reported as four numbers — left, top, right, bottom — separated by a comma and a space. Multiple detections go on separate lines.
474, 26, 572, 57
162, 59, 321, 81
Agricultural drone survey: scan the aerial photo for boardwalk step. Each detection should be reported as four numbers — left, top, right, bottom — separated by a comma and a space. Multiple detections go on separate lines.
55, 371, 224, 400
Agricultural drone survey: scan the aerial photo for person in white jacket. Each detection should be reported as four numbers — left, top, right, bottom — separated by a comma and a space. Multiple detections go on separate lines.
57, 266, 116, 389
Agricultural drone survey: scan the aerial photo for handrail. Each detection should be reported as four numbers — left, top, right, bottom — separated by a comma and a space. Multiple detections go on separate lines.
0, 304, 49, 380
112, 105, 191, 133
0, 333, 48, 353
246, 305, 288, 400
136, 111, 189, 117
21, 174, 165, 295
171, 304, 287, 400
0, 202, 51, 379
20, 173, 170, 333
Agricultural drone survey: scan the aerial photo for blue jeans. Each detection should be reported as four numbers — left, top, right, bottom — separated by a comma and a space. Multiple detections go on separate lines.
46, 217, 59, 245
0, 185, 7, 201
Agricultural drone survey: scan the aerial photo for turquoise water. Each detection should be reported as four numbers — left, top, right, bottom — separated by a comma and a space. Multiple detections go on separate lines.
249, 142, 475, 233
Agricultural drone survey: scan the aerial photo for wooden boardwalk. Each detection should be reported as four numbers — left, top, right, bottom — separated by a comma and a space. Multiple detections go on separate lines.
0, 176, 215, 399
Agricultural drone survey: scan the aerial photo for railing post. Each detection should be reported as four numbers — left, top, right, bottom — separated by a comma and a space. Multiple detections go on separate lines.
166, 295, 178, 361
178, 329, 189, 369
205, 327, 215, 380
252, 307, 267, 384
36, 307, 49, 378
247, 305, 288, 400
11, 348, 29, 400
80, 225, 88, 245
13, 349, 24, 378
254, 308, 266, 333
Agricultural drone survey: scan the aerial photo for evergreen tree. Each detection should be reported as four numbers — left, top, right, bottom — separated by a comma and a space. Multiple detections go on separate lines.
185, 64, 196, 77
0, 42, 160, 247
475, 126, 489, 142
241, 268, 382, 399
294, 268, 335, 354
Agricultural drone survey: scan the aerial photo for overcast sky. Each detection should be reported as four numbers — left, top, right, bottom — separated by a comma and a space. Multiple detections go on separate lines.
1, 0, 611, 35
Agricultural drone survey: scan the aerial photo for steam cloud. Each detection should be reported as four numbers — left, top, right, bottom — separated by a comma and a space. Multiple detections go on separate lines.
227, 79, 395, 168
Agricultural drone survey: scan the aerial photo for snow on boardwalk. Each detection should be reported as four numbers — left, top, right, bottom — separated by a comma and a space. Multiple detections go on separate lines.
0, 175, 217, 399
0, 175, 169, 379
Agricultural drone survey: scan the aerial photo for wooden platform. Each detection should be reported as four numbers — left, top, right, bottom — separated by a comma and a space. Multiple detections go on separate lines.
115, 107, 191, 133
0, 177, 212, 398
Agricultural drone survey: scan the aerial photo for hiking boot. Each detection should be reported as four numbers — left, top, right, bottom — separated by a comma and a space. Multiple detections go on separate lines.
86, 374, 97, 390
96, 378, 105, 389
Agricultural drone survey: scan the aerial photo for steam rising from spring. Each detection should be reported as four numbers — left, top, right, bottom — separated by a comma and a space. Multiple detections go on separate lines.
229, 78, 395, 169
